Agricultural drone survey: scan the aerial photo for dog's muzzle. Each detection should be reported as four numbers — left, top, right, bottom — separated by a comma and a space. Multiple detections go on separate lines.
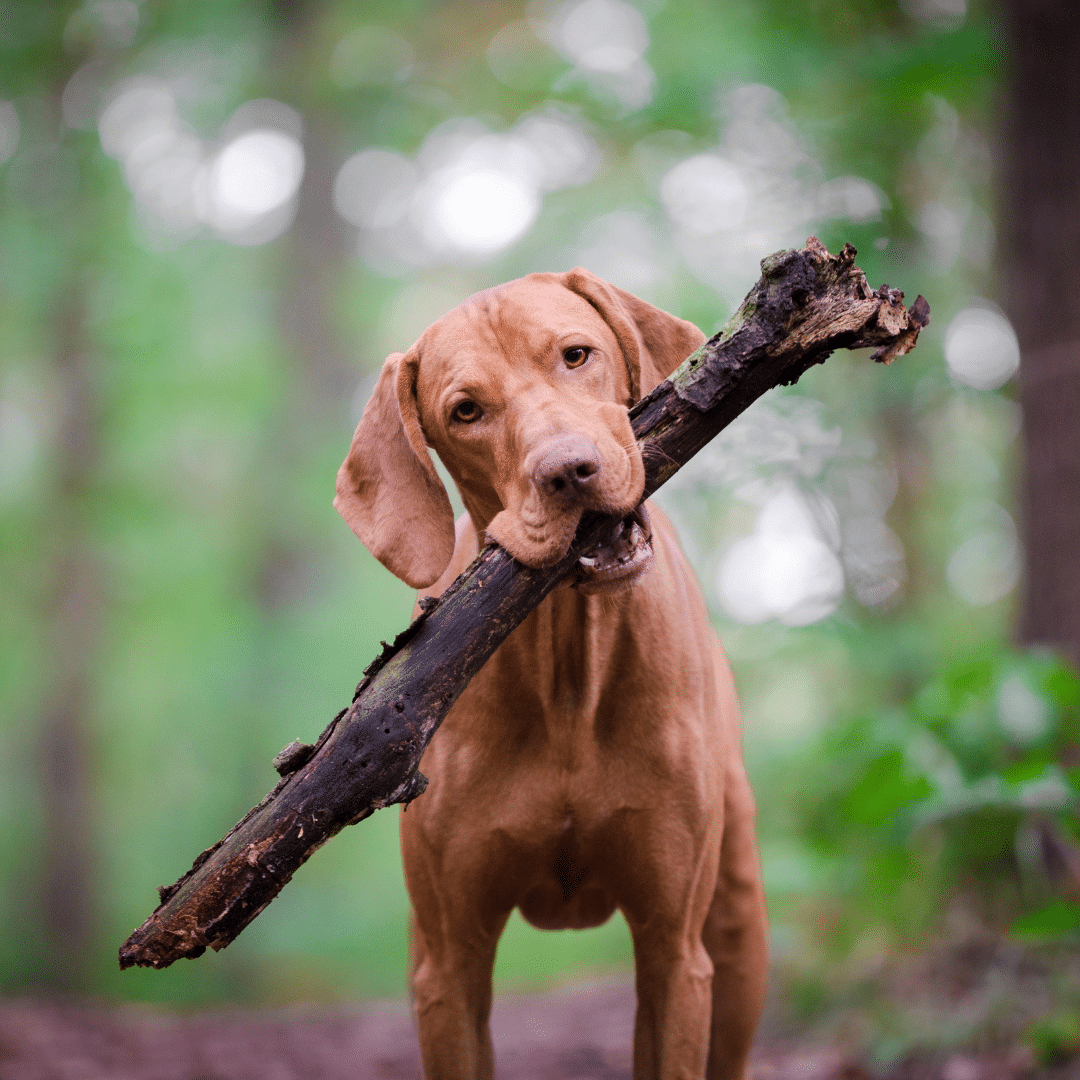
572, 504, 653, 593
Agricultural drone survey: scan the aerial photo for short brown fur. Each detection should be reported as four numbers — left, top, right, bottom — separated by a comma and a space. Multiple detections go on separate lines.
336, 270, 768, 1080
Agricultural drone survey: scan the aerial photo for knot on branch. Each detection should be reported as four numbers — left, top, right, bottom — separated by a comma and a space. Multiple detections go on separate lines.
272, 740, 315, 777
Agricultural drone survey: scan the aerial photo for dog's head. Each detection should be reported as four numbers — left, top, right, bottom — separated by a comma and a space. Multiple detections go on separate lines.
335, 269, 704, 590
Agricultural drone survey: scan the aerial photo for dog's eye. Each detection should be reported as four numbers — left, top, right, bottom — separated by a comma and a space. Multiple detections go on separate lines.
451, 400, 482, 424
563, 347, 590, 369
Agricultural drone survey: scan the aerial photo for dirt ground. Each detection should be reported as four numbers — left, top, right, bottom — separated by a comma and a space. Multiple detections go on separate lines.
3, 966, 1079, 1080
1, 979, 632, 1080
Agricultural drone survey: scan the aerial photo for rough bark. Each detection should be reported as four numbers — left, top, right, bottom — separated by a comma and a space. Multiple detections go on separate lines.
1001, 0, 1080, 666
119, 238, 928, 971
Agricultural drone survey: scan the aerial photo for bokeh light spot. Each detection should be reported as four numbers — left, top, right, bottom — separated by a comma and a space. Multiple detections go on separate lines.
997, 675, 1050, 745
717, 488, 845, 627
210, 129, 305, 219
944, 305, 1020, 390
946, 502, 1019, 606
333, 149, 417, 230
548, 0, 649, 73
422, 168, 540, 254
661, 154, 749, 235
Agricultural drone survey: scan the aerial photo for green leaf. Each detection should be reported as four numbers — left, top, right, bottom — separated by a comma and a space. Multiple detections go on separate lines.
1047, 666, 1080, 708
1012, 900, 1080, 940
944, 657, 996, 701
841, 749, 933, 827
1002, 752, 1054, 786
1025, 1014, 1080, 1067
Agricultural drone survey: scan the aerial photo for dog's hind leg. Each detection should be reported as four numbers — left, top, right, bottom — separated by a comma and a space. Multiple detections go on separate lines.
702, 766, 769, 1080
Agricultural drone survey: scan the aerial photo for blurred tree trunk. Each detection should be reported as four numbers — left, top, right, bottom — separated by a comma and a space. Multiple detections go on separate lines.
1001, 0, 1080, 666
255, 0, 354, 612
38, 282, 101, 990
25, 12, 112, 985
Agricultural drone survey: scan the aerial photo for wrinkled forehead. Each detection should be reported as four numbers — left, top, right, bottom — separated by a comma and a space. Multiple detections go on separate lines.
414, 278, 622, 394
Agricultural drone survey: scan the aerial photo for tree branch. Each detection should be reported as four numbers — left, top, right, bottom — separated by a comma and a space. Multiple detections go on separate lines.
119, 238, 929, 971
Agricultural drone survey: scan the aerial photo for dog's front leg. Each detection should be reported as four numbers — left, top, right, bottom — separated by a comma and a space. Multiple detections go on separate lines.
403, 814, 514, 1080
619, 824, 723, 1079
409, 909, 506, 1080
629, 922, 715, 1079
702, 768, 768, 1080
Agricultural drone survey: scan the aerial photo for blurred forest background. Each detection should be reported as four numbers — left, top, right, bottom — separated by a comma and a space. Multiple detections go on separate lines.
2, 0, 1079, 1062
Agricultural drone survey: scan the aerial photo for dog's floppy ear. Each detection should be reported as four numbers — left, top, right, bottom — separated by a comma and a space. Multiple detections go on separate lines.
334, 349, 456, 589
559, 268, 706, 402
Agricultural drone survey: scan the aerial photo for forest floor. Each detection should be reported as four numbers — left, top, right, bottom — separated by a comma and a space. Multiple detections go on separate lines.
3, 924, 1079, 1080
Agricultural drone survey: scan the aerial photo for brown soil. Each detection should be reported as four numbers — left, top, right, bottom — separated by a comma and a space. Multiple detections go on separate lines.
2, 973, 1078, 1080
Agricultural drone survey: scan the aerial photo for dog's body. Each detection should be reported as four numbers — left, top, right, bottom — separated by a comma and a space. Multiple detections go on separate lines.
336, 271, 768, 1080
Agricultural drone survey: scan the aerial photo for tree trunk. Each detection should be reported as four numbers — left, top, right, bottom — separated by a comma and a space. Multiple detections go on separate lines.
39, 283, 101, 991
118, 239, 928, 971
1001, 0, 1080, 666
34, 24, 114, 985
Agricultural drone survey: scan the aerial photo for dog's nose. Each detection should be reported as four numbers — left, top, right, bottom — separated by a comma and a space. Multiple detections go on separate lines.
531, 437, 601, 498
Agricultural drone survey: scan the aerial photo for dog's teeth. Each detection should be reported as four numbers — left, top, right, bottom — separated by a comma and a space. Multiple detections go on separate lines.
578, 555, 597, 568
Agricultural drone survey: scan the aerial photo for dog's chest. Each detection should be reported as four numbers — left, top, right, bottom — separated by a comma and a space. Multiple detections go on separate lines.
478, 590, 644, 747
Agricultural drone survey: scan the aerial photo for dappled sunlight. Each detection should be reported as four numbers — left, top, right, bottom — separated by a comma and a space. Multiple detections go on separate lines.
98, 80, 304, 246
659, 84, 889, 309
334, 109, 599, 270
944, 303, 1021, 390
946, 499, 1020, 607
717, 486, 846, 627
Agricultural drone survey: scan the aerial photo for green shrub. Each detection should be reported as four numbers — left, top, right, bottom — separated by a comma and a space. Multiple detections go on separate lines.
792, 648, 1080, 937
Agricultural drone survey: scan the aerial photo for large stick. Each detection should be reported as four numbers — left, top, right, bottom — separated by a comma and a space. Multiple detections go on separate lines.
119, 238, 929, 970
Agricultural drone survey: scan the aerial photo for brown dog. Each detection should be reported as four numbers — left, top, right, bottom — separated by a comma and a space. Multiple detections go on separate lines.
335, 270, 768, 1080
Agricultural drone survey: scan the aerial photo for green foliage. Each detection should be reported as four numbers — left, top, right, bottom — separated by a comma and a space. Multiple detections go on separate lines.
1025, 1011, 1080, 1067
839, 748, 934, 827
788, 646, 1080, 937
1013, 901, 1080, 941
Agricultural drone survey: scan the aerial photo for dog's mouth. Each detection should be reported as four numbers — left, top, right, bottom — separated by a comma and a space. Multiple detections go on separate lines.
572, 504, 653, 593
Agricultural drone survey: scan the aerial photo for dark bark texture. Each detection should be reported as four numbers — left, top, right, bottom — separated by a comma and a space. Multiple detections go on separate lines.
119, 238, 928, 971
1002, 0, 1080, 665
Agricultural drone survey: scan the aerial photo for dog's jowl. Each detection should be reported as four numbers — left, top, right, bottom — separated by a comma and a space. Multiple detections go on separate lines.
336, 269, 768, 1080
